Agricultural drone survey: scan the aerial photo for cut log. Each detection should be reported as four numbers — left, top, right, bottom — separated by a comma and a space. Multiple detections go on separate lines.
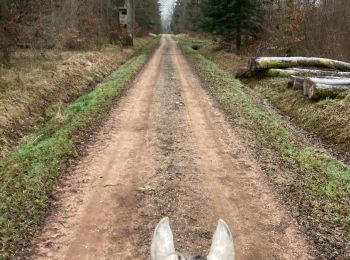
287, 76, 350, 93
250, 57, 350, 72
288, 77, 295, 88
287, 76, 305, 90
291, 68, 350, 77
237, 67, 350, 79
262, 68, 350, 78
307, 84, 350, 100
303, 77, 350, 100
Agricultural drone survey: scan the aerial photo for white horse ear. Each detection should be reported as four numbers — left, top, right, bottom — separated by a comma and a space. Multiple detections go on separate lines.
151, 217, 176, 260
207, 220, 235, 260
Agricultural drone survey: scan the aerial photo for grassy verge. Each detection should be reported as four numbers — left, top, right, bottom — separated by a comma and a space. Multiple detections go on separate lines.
176, 36, 350, 259
249, 78, 350, 159
0, 37, 152, 159
177, 35, 350, 160
0, 37, 160, 258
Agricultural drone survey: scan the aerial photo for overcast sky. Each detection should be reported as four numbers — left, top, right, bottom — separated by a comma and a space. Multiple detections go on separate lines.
159, 0, 177, 30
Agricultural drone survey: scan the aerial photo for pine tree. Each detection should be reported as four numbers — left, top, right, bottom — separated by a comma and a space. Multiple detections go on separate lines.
171, 0, 202, 34
135, 0, 161, 35
200, 0, 264, 50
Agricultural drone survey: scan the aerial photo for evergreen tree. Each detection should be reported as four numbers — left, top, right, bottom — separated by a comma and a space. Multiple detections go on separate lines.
0, 0, 4, 20
135, 0, 161, 35
200, 0, 264, 50
171, 0, 202, 34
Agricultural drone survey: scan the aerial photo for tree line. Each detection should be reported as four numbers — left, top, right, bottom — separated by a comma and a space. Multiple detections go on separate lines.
171, 0, 350, 60
0, 0, 161, 66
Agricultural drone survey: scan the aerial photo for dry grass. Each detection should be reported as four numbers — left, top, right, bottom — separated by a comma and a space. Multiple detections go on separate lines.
199, 46, 248, 74
184, 35, 350, 159
0, 37, 160, 258
0, 37, 151, 158
250, 78, 350, 158
177, 36, 350, 259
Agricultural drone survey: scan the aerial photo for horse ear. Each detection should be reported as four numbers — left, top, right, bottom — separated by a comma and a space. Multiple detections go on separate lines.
151, 217, 176, 260
207, 220, 235, 260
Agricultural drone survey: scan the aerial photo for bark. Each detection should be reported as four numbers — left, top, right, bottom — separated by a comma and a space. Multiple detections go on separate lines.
236, 67, 350, 79
236, 21, 241, 51
2, 47, 10, 67
288, 76, 305, 90
126, 0, 134, 46
307, 83, 350, 100
262, 68, 350, 78
303, 77, 350, 100
249, 57, 350, 72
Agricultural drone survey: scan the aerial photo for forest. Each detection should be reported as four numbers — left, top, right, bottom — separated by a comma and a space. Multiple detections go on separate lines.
171, 0, 350, 60
0, 0, 161, 66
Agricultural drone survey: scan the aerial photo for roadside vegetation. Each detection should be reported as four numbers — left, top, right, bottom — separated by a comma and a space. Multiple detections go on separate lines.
250, 78, 350, 160
172, 1, 350, 60
0, 37, 153, 159
0, 37, 160, 259
176, 36, 350, 259
171, 0, 350, 165
177, 35, 350, 161
0, 0, 162, 160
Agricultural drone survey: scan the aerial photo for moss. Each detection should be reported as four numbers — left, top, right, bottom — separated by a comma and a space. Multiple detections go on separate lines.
102, 43, 121, 51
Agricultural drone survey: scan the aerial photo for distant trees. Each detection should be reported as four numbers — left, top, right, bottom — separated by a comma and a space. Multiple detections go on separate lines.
171, 0, 350, 59
200, 0, 264, 51
135, 0, 161, 35
0, 0, 161, 66
171, 0, 202, 33
170, 0, 264, 51
261, 0, 350, 60
0, 0, 29, 66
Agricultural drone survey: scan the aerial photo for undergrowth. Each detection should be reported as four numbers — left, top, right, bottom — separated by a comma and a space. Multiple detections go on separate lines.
0, 37, 152, 159
177, 35, 350, 160
251, 78, 350, 159
0, 37, 160, 259
176, 36, 350, 259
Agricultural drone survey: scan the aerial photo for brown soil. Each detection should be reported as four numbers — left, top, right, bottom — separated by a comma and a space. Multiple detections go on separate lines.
27, 35, 315, 259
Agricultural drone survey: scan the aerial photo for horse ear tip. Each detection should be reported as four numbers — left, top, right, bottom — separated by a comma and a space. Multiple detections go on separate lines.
218, 219, 229, 229
159, 217, 170, 225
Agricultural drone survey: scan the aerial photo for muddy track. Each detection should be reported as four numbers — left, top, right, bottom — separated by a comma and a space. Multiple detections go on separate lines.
29, 35, 314, 259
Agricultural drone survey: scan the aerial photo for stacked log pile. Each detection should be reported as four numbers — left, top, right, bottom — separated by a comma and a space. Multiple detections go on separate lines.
239, 57, 350, 100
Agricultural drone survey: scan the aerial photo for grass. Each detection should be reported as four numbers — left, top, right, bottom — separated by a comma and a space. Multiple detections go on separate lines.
176, 35, 350, 160
250, 78, 350, 158
176, 36, 350, 259
102, 43, 122, 51
0, 37, 160, 259
0, 37, 152, 159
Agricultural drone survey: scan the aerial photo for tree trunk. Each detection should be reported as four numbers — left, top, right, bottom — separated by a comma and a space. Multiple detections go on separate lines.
260, 68, 350, 78
250, 57, 350, 72
126, 0, 134, 46
236, 21, 241, 51
303, 77, 350, 100
306, 83, 350, 100
288, 76, 305, 90
0, 0, 8, 19
2, 47, 11, 68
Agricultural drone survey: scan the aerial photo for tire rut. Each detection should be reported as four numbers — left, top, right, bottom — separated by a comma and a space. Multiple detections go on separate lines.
132, 43, 213, 258
28, 35, 315, 260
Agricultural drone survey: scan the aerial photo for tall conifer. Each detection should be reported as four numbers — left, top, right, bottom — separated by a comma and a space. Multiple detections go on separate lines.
200, 0, 264, 50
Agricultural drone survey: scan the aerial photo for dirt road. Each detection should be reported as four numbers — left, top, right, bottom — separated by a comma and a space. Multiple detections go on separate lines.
31, 35, 314, 259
